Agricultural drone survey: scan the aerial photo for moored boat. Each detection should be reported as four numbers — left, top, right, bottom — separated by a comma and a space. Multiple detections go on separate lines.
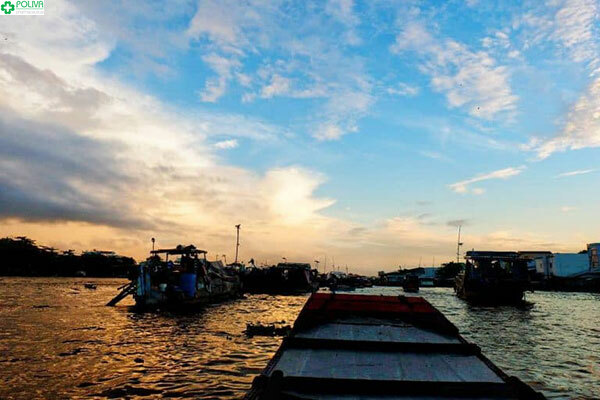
402, 273, 420, 292
242, 262, 319, 294
107, 244, 242, 309
455, 251, 530, 305
245, 292, 545, 399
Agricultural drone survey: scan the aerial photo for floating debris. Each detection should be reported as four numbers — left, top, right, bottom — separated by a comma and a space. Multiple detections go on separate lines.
244, 323, 291, 337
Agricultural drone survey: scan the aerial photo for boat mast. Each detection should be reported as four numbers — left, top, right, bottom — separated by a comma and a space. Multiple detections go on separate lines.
234, 224, 241, 264
456, 225, 463, 263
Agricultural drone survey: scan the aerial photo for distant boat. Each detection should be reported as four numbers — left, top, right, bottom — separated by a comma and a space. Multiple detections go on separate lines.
402, 274, 420, 292
242, 262, 318, 294
107, 244, 242, 309
455, 251, 530, 305
83, 283, 97, 290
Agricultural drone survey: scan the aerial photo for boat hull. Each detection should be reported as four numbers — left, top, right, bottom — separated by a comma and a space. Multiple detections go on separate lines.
245, 293, 545, 399
455, 274, 526, 305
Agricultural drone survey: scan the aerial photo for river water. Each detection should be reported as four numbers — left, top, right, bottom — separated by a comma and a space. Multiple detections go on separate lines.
0, 278, 598, 399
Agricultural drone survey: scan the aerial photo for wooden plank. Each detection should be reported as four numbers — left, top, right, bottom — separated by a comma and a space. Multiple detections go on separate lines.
295, 321, 460, 344
272, 349, 504, 383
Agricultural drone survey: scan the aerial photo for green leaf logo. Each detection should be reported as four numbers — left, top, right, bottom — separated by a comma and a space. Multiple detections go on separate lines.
1, 1, 15, 14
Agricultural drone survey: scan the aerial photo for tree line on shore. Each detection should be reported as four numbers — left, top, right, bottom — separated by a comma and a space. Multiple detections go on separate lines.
0, 236, 135, 277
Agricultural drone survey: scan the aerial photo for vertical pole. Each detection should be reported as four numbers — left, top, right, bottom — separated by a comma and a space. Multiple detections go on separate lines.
235, 224, 241, 264
151, 237, 155, 252
456, 225, 462, 263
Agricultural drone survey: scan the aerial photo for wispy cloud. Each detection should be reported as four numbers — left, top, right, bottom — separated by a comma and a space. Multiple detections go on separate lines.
387, 82, 419, 97
518, 0, 600, 158
561, 206, 577, 212
213, 139, 239, 149
555, 169, 595, 178
391, 21, 518, 119
449, 166, 526, 194
186, 0, 374, 141
420, 151, 452, 162
517, 0, 600, 74
529, 78, 600, 158
446, 219, 468, 227
198, 53, 241, 102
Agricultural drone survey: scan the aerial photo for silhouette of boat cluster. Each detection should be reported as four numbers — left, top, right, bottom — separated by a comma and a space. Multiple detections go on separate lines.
242, 262, 319, 294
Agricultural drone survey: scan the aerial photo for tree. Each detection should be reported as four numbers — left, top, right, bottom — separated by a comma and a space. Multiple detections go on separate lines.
436, 262, 464, 281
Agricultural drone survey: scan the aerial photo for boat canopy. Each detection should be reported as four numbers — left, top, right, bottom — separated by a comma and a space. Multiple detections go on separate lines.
275, 262, 312, 269
466, 251, 520, 260
150, 245, 207, 257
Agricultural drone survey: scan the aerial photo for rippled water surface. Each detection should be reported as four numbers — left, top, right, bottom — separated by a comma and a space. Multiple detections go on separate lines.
0, 278, 599, 399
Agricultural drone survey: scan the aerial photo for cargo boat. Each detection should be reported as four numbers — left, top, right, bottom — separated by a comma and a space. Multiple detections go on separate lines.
107, 244, 242, 309
245, 293, 545, 399
455, 251, 530, 305
242, 262, 319, 294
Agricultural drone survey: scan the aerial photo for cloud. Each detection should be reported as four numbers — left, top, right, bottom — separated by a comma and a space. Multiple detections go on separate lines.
314, 123, 345, 141
260, 74, 292, 99
561, 206, 576, 212
517, 0, 600, 74
387, 82, 420, 97
446, 219, 468, 227
260, 167, 335, 225
420, 150, 452, 162
214, 139, 239, 149
516, 1, 600, 159
199, 53, 241, 102
0, 4, 344, 261
529, 78, 600, 158
186, 0, 250, 51
325, 0, 361, 45
391, 21, 518, 119
186, 0, 374, 140
448, 166, 525, 194
555, 169, 596, 178
0, 115, 151, 229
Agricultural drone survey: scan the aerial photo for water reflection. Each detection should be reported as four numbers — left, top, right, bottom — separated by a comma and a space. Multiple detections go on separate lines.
0, 278, 598, 399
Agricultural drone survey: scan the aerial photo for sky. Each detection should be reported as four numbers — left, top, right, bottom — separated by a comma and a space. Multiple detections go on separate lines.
0, 0, 599, 274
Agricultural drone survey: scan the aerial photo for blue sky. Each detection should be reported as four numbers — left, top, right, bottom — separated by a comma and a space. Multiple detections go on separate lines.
0, 0, 599, 271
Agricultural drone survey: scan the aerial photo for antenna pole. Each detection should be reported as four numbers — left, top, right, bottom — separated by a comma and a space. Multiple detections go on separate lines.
456, 225, 462, 263
235, 224, 241, 264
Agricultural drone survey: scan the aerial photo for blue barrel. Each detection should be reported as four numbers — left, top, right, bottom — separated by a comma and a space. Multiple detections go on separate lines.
179, 273, 197, 297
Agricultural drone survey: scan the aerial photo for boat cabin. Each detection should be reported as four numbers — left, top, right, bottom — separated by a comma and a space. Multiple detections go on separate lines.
465, 251, 529, 280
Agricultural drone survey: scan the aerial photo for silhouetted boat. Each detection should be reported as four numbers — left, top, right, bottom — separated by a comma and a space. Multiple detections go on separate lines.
403, 274, 420, 292
107, 244, 241, 309
455, 251, 530, 305
245, 293, 544, 399
242, 262, 318, 294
